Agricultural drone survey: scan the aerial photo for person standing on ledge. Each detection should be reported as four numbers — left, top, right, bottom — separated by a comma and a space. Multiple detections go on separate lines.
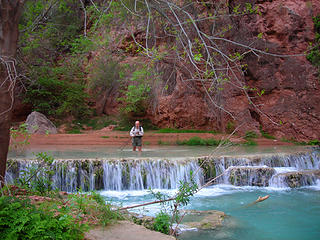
130, 121, 144, 151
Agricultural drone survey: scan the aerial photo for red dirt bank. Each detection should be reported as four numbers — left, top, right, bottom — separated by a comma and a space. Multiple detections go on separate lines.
26, 131, 293, 147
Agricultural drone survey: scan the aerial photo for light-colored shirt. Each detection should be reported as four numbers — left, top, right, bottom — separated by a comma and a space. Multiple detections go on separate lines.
130, 126, 144, 137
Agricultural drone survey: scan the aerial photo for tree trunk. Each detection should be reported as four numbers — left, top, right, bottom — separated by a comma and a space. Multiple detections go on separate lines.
0, 0, 25, 185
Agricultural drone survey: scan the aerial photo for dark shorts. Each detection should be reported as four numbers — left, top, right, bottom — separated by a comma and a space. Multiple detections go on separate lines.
132, 137, 142, 147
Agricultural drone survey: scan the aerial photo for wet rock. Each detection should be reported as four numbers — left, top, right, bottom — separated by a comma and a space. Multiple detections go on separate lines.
227, 166, 276, 187
181, 210, 226, 230
25, 111, 57, 134
272, 170, 320, 188
130, 214, 155, 230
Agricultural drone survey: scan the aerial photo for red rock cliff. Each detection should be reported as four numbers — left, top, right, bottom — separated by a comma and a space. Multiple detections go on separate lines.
149, 0, 320, 140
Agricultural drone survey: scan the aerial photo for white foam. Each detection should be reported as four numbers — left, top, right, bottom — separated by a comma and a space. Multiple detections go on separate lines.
99, 189, 178, 199
172, 223, 198, 232
273, 167, 298, 174
306, 179, 320, 191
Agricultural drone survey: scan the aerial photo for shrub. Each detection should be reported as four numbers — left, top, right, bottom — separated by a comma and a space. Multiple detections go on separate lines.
307, 15, 320, 75
259, 127, 276, 139
244, 131, 258, 139
308, 139, 320, 146
243, 139, 258, 146
0, 196, 86, 240
226, 121, 235, 133
17, 152, 55, 194
118, 66, 152, 116
153, 211, 171, 235
176, 137, 230, 146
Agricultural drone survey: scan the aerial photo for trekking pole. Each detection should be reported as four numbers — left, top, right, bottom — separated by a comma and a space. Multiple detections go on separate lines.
119, 137, 131, 151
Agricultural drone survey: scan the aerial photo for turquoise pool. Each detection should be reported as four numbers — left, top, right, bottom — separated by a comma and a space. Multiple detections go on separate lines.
101, 184, 320, 240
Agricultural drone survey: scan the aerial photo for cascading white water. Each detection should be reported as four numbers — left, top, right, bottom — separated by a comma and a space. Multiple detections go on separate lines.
102, 160, 203, 191
5, 150, 320, 190
5, 159, 204, 192
206, 150, 320, 187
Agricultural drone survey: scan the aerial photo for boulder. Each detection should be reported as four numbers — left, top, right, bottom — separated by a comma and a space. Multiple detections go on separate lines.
25, 111, 57, 134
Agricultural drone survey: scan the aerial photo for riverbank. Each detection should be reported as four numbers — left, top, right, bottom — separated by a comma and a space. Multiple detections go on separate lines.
85, 221, 175, 240
21, 131, 294, 147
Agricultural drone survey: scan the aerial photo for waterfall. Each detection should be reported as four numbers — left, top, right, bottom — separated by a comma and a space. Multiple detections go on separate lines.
102, 160, 202, 191
5, 159, 204, 192
199, 150, 320, 188
5, 149, 320, 190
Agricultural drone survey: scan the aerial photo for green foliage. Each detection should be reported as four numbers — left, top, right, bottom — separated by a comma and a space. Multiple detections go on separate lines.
114, 114, 135, 131
118, 66, 152, 116
16, 152, 55, 194
10, 123, 31, 151
73, 116, 117, 131
281, 138, 320, 146
243, 139, 258, 146
244, 131, 258, 140
24, 63, 91, 119
307, 15, 320, 74
88, 54, 123, 96
20, 0, 83, 53
153, 212, 171, 234
0, 196, 86, 240
20, 0, 93, 119
176, 137, 230, 146
66, 192, 123, 226
259, 127, 276, 139
307, 139, 320, 146
158, 140, 172, 145
150, 172, 198, 235
226, 121, 236, 134
157, 128, 216, 134
139, 119, 159, 131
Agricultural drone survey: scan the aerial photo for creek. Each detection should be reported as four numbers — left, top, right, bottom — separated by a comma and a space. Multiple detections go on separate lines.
6, 145, 320, 240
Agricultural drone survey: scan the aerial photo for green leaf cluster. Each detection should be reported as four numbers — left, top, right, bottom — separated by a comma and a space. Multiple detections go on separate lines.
0, 196, 85, 240
16, 152, 55, 194
176, 136, 230, 146
153, 211, 171, 234
307, 15, 320, 74
19, 0, 93, 119
119, 66, 152, 115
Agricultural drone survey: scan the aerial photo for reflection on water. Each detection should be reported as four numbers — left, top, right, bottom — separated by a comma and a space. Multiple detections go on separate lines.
8, 145, 313, 160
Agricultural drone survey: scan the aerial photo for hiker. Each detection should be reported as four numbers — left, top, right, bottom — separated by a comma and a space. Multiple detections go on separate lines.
130, 121, 144, 151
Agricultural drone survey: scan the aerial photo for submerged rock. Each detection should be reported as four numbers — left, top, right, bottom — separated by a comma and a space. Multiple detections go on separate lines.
181, 210, 226, 230
25, 111, 57, 134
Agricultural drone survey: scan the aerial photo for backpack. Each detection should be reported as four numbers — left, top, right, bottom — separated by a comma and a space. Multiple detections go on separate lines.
134, 126, 142, 131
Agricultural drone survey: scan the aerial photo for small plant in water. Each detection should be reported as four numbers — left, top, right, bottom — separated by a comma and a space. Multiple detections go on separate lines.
150, 171, 198, 235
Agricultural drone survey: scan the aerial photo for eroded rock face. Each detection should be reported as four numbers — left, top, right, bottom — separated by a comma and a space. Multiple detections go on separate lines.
239, 0, 320, 140
25, 111, 57, 134
150, 0, 320, 140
